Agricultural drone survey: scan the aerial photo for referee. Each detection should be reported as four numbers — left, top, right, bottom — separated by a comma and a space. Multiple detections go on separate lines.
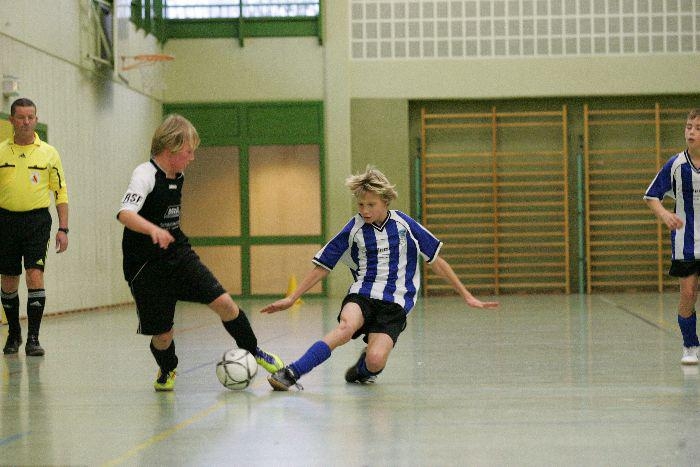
0, 98, 69, 356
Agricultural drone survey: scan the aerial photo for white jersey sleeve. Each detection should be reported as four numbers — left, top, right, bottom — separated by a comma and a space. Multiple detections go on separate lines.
118, 162, 156, 214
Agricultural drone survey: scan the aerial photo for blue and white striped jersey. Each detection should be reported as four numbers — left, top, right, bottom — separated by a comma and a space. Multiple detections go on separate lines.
313, 210, 442, 313
644, 150, 700, 260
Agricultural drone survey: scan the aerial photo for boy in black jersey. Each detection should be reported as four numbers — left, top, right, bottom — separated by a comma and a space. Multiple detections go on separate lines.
117, 114, 283, 391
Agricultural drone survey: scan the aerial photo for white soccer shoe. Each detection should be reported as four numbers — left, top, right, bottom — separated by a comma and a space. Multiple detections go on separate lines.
681, 346, 699, 365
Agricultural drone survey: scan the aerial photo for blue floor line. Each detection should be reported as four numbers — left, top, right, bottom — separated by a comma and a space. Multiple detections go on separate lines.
0, 431, 30, 447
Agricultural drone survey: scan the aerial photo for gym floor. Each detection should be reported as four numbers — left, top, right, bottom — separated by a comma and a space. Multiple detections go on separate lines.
1, 292, 697, 466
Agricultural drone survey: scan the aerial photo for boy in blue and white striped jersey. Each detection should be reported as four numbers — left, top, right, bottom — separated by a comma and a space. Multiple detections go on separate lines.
645, 108, 700, 365
261, 166, 499, 390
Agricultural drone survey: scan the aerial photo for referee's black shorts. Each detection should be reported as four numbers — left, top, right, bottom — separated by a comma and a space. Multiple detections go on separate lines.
129, 247, 226, 335
0, 207, 51, 275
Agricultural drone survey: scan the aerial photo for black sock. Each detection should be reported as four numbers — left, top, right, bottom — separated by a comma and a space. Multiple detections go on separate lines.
2, 289, 21, 337
27, 288, 46, 337
150, 340, 178, 374
222, 309, 257, 354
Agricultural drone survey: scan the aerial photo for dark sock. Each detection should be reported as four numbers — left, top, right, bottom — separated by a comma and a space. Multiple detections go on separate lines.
222, 309, 257, 353
150, 340, 178, 374
289, 341, 332, 377
357, 357, 382, 378
1, 290, 20, 337
678, 313, 700, 347
27, 288, 46, 337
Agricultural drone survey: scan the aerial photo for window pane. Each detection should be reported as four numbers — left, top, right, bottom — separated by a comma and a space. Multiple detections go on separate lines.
181, 146, 241, 237
250, 244, 323, 294
164, 1, 320, 19
249, 145, 321, 236
194, 246, 242, 294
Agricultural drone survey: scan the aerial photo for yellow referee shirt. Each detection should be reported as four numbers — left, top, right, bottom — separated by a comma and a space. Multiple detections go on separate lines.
0, 132, 68, 211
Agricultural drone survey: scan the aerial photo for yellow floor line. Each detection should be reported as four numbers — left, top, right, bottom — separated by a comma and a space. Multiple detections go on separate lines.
101, 400, 225, 467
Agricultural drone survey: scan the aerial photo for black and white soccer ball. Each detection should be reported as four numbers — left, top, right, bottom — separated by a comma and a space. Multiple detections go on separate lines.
216, 348, 258, 390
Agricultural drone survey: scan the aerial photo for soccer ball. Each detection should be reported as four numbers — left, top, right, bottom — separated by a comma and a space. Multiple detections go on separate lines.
216, 348, 258, 390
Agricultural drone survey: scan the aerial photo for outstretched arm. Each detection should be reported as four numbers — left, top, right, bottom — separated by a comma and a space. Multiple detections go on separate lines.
260, 265, 330, 314
429, 256, 499, 309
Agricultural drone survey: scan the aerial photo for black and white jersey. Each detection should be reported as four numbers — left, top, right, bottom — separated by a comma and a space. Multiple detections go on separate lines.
118, 160, 188, 281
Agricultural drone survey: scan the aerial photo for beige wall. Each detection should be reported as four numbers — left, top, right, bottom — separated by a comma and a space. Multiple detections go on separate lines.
349, 55, 700, 99
351, 99, 410, 214
164, 37, 324, 102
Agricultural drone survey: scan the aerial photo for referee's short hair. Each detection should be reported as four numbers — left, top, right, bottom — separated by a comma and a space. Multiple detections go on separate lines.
10, 98, 36, 115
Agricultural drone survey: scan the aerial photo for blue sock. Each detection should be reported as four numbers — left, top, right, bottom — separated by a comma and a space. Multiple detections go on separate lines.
290, 341, 332, 377
678, 313, 700, 347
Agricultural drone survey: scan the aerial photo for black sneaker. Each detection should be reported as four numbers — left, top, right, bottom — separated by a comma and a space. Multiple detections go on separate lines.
344, 348, 376, 384
268, 366, 303, 391
25, 335, 45, 357
3, 335, 22, 355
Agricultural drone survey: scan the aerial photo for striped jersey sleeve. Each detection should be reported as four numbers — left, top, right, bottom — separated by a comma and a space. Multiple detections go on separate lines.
644, 150, 700, 260
644, 152, 680, 201
312, 217, 358, 270
394, 210, 442, 263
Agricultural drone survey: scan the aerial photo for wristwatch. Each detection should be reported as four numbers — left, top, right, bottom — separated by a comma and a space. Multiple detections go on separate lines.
58, 227, 69, 234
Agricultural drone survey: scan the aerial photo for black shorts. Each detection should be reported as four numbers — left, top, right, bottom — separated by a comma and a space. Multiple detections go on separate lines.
128, 248, 226, 335
0, 208, 51, 275
669, 260, 700, 277
340, 293, 407, 345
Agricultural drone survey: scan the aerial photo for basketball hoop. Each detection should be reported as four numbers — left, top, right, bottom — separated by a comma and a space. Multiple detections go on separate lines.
120, 54, 175, 71
120, 54, 174, 94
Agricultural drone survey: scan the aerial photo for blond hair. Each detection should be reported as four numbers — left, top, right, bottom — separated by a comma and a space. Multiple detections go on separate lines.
345, 166, 398, 205
150, 114, 200, 157
688, 109, 700, 121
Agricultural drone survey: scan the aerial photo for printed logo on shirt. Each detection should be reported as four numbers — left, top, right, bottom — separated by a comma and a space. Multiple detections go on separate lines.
29, 171, 40, 184
398, 228, 407, 247
122, 192, 143, 206
164, 205, 180, 219
376, 246, 391, 258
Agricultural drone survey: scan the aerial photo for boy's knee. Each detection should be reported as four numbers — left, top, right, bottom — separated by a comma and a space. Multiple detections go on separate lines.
680, 288, 698, 303
335, 321, 357, 341
365, 347, 388, 371
210, 293, 238, 320
152, 330, 174, 348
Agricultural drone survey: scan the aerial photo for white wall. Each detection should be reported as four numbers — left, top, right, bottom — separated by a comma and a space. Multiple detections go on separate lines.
0, 0, 164, 313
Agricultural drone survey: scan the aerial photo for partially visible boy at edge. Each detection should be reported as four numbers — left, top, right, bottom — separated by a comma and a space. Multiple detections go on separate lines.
645, 108, 700, 365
